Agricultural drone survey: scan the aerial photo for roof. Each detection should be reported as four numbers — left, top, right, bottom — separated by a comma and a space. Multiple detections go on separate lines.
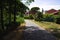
45, 9, 58, 14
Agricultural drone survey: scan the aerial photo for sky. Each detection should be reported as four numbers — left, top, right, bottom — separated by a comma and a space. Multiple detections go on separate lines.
27, 0, 60, 11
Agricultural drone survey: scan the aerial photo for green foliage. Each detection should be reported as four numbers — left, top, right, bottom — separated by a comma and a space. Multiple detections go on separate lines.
34, 12, 43, 21
16, 16, 25, 23
17, 12, 24, 17
31, 7, 40, 11
56, 18, 60, 24
0, 0, 34, 35
43, 14, 55, 22
29, 14, 34, 19
24, 16, 30, 19
24, 14, 33, 19
55, 12, 60, 24
25, 0, 34, 5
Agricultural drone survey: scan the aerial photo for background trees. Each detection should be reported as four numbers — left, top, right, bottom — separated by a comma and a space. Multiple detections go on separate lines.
31, 7, 40, 11
34, 11, 43, 21
43, 14, 55, 22
56, 12, 60, 24
30, 7, 43, 21
24, 7, 43, 20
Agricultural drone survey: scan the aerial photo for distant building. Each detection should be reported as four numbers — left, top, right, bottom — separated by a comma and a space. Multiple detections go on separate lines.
45, 9, 60, 15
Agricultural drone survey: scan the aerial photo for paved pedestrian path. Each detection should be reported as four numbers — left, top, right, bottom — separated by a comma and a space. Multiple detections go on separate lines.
3, 19, 57, 40
23, 19, 57, 40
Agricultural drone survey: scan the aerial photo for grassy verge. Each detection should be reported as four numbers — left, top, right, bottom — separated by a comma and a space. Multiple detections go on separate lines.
32, 20, 60, 39
32, 20, 60, 29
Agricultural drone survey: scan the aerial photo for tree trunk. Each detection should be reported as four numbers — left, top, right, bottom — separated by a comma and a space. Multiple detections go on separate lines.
14, 0, 17, 24
0, 0, 4, 31
9, 1, 11, 24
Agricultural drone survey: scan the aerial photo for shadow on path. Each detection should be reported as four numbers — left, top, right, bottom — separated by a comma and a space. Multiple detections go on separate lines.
2, 26, 57, 40
23, 26, 57, 40
2, 26, 25, 40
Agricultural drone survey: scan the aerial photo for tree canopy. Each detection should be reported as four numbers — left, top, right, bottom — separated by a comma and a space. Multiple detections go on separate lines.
0, 0, 34, 31
31, 7, 40, 11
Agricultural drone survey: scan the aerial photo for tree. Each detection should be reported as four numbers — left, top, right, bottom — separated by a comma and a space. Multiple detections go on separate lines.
0, 0, 4, 31
30, 7, 40, 14
28, 7, 40, 18
34, 11, 43, 21
31, 7, 40, 11
30, 7, 43, 21
0, 0, 34, 31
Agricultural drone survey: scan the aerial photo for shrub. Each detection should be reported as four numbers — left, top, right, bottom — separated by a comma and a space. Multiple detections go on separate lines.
24, 16, 30, 19
43, 14, 55, 22
34, 12, 43, 21
16, 16, 25, 23
29, 14, 34, 19
24, 14, 34, 19
56, 18, 60, 24
56, 12, 60, 24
